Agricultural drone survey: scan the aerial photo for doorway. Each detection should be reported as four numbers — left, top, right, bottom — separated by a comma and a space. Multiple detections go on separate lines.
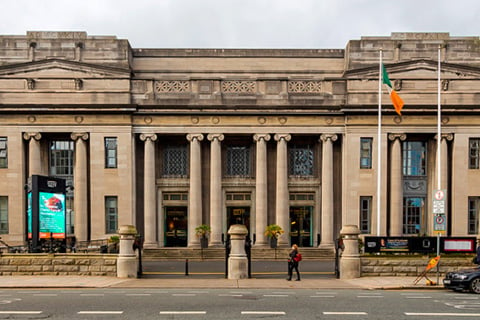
164, 207, 188, 247
227, 207, 250, 233
289, 206, 313, 247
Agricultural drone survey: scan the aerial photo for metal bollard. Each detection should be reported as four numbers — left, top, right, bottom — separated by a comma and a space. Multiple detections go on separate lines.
185, 259, 189, 276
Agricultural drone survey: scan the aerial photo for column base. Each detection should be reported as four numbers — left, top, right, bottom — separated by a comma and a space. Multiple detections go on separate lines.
318, 243, 335, 249
143, 242, 158, 249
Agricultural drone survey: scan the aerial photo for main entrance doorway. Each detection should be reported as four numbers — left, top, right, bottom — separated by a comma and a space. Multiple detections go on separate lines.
227, 207, 250, 233
289, 206, 313, 247
164, 207, 188, 247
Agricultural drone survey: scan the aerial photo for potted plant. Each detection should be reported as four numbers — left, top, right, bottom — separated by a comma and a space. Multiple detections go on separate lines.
264, 224, 284, 248
195, 224, 211, 249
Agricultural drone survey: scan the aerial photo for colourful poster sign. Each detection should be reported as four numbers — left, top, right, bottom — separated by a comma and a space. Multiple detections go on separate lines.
38, 192, 66, 239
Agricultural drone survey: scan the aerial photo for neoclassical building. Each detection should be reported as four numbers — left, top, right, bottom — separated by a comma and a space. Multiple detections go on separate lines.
0, 31, 479, 249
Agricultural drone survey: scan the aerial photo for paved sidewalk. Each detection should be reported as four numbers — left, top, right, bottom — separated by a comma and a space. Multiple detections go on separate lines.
0, 275, 445, 290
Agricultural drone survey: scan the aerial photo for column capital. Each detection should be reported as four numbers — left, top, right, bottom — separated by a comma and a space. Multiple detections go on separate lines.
253, 133, 271, 142
23, 132, 42, 141
139, 133, 158, 142
435, 133, 454, 141
320, 133, 338, 142
207, 133, 224, 142
70, 132, 89, 141
274, 133, 291, 142
388, 133, 407, 142
187, 133, 204, 142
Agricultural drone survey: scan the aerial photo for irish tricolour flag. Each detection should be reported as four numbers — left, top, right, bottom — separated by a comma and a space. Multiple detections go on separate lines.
382, 64, 404, 115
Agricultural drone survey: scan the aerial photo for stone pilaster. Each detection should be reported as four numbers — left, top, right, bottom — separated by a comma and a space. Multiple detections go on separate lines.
320, 134, 338, 248
140, 133, 158, 248
207, 133, 224, 247
388, 133, 406, 236
187, 133, 204, 247
274, 133, 291, 247
71, 132, 89, 242
23, 132, 42, 176
253, 134, 271, 246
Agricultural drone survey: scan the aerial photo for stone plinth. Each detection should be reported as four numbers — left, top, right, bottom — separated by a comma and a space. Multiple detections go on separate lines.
117, 225, 138, 278
227, 224, 248, 280
340, 225, 361, 279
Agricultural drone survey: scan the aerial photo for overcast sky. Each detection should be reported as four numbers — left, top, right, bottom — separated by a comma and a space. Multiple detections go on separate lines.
2, 0, 478, 49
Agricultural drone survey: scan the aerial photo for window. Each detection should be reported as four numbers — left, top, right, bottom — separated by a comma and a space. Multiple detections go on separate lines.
289, 145, 314, 176
163, 145, 188, 177
226, 146, 251, 177
105, 137, 117, 168
403, 197, 424, 234
360, 138, 372, 169
359, 196, 372, 233
469, 139, 480, 169
0, 137, 7, 168
0, 196, 7, 234
105, 196, 118, 234
403, 141, 427, 176
49, 140, 74, 178
468, 197, 480, 234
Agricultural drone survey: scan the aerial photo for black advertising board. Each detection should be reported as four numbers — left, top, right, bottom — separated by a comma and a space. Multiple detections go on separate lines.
364, 236, 477, 253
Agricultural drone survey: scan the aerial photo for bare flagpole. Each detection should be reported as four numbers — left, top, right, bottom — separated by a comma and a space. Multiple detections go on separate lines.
437, 46, 442, 191
377, 49, 383, 236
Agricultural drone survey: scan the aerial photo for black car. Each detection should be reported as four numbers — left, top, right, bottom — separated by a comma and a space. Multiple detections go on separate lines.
443, 268, 480, 293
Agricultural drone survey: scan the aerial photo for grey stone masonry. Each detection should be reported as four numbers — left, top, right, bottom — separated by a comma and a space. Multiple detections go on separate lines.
0, 254, 117, 276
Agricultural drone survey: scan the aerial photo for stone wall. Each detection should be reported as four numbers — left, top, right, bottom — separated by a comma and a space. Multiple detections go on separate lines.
0, 254, 117, 276
361, 255, 476, 277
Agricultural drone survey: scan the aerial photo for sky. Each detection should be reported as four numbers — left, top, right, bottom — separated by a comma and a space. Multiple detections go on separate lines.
1, 0, 478, 49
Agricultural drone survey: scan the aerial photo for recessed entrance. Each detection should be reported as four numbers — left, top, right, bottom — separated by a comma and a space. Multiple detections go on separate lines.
289, 206, 313, 247
227, 207, 250, 233
165, 206, 187, 247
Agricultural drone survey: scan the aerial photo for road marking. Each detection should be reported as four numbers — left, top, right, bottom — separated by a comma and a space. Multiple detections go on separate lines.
263, 294, 288, 297
405, 312, 480, 317
0, 311, 43, 314
323, 312, 367, 315
311, 295, 336, 298
219, 294, 243, 297
160, 311, 206, 315
231, 291, 252, 294
241, 311, 286, 315
126, 294, 151, 296
78, 311, 124, 314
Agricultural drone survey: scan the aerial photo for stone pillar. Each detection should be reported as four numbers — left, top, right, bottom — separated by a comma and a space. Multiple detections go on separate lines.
23, 132, 42, 176
388, 133, 406, 236
339, 225, 361, 279
274, 134, 291, 247
254, 134, 271, 246
71, 132, 89, 242
140, 133, 158, 248
228, 224, 248, 280
187, 133, 204, 247
117, 225, 138, 278
320, 134, 338, 248
207, 133, 224, 247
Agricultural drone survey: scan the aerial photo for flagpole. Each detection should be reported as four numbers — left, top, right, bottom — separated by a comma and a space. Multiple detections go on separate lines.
377, 49, 383, 236
437, 46, 441, 191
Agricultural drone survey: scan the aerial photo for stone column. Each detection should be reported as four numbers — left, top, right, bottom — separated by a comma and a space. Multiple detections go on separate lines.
23, 132, 42, 176
320, 134, 338, 248
253, 134, 271, 246
117, 225, 138, 278
388, 133, 406, 236
207, 133, 224, 247
140, 133, 158, 248
274, 134, 291, 247
71, 132, 89, 242
187, 133, 204, 247
228, 224, 248, 279
339, 225, 361, 279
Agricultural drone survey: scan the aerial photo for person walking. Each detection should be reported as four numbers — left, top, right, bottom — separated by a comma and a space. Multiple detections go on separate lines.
287, 244, 301, 281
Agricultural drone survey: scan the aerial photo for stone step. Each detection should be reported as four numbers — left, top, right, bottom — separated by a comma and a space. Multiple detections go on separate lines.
143, 247, 335, 261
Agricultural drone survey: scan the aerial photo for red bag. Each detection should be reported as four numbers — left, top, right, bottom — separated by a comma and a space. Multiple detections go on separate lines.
294, 253, 302, 262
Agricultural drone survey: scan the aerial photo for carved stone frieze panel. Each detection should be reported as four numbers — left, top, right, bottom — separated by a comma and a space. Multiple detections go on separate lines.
155, 80, 190, 93
288, 80, 322, 93
403, 176, 427, 197
221, 80, 256, 94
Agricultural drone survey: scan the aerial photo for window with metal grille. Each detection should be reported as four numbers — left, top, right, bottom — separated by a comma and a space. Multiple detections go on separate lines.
163, 145, 188, 177
360, 138, 372, 169
468, 197, 479, 234
403, 197, 423, 234
0, 137, 7, 168
289, 145, 314, 176
105, 196, 118, 234
49, 141, 74, 178
0, 196, 8, 234
226, 146, 251, 177
469, 138, 480, 169
359, 196, 372, 233
105, 137, 117, 168
402, 141, 427, 176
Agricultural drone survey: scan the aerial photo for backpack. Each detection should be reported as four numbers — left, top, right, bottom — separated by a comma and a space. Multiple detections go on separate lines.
294, 253, 302, 262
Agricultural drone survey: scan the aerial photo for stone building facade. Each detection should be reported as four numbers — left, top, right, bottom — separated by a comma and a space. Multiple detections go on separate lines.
0, 31, 479, 249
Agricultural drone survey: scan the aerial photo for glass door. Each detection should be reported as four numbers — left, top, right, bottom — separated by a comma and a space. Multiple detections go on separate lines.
165, 207, 188, 247
227, 207, 250, 233
289, 206, 313, 247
